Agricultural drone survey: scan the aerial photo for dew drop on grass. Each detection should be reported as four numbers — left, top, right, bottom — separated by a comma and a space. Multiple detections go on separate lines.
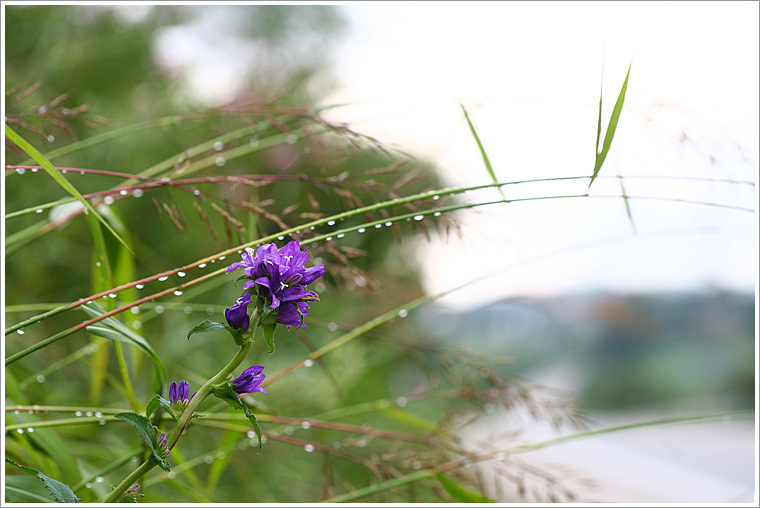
183, 306, 192, 314
35, 209, 43, 214
284, 426, 294, 435
80, 171, 86, 175
199, 263, 207, 268
85, 483, 93, 489
206, 307, 215, 315
278, 236, 284, 241
412, 461, 421, 470
219, 256, 226, 261
396, 397, 408, 407
327, 220, 336, 226
216, 451, 225, 460
433, 195, 440, 200
27, 428, 34, 433
246, 430, 256, 438
130, 307, 140, 314
133, 189, 143, 198
286, 134, 297, 144
332, 441, 341, 449
178, 271, 186, 277
385, 221, 392, 227
304, 444, 314, 453
136, 284, 144, 289
414, 215, 424, 221
337, 233, 345, 239
155, 305, 164, 314
131, 456, 139, 463
16, 429, 24, 434
434, 212, 442, 217
327, 322, 338, 332
16, 168, 26, 175
104, 196, 114, 205
174, 290, 183, 296
249, 137, 259, 147
47, 135, 55, 143
301, 421, 311, 430
215, 156, 226, 167
85, 411, 93, 417
158, 276, 169, 281
325, 237, 332, 242
213, 141, 223, 151
119, 190, 128, 196
167, 472, 176, 479
95, 411, 103, 418
99, 420, 106, 425
36, 375, 45, 383
95, 477, 104, 483
374, 224, 382, 228
13, 410, 20, 414
358, 228, 366, 234
75, 411, 83, 417
16, 330, 24, 335
108, 293, 117, 299
132, 321, 142, 330
303, 359, 314, 368
204, 455, 214, 464
398, 309, 408, 318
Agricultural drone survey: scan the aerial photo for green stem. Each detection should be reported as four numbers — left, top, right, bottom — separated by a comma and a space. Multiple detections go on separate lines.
113, 342, 140, 411
101, 326, 256, 503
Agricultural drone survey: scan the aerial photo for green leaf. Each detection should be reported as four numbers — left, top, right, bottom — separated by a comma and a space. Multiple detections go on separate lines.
113, 413, 171, 471
82, 301, 166, 394
212, 384, 264, 453
5, 458, 81, 503
5, 474, 57, 503
146, 393, 176, 420
261, 322, 276, 353
4, 124, 133, 254
435, 472, 494, 503
589, 64, 632, 190
460, 103, 505, 200
186, 319, 226, 339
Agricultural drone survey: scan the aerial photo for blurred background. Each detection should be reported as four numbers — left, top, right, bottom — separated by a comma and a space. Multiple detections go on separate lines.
4, 2, 757, 503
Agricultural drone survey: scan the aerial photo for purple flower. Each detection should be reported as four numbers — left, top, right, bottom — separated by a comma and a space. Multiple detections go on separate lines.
227, 241, 324, 328
169, 380, 195, 409
225, 292, 252, 332
156, 431, 170, 457
125, 485, 140, 494
231, 365, 269, 395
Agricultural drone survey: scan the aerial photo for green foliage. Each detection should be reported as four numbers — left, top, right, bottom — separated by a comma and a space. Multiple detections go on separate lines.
113, 413, 171, 472
6, 458, 81, 503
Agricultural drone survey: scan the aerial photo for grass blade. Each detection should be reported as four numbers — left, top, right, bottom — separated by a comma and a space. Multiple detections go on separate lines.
461, 104, 505, 200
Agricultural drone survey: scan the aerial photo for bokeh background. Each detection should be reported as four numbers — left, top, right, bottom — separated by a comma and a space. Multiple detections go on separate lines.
4, 2, 757, 503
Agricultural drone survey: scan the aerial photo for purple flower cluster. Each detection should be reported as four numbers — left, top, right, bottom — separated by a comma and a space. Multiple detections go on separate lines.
169, 380, 194, 409
226, 241, 324, 328
232, 365, 269, 395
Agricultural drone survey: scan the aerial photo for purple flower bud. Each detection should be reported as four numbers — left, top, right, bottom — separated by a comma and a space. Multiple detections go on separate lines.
169, 380, 191, 405
156, 430, 170, 457
126, 484, 140, 494
231, 365, 269, 395
225, 292, 252, 332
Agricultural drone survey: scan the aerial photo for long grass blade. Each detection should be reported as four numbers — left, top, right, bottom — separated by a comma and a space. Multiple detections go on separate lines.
461, 103, 505, 200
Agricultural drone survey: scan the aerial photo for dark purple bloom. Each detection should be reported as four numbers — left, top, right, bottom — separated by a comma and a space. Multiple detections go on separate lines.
231, 365, 269, 395
227, 241, 324, 328
225, 292, 252, 332
169, 380, 190, 405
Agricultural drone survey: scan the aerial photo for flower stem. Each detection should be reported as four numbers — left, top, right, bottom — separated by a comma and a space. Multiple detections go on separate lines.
101, 327, 255, 502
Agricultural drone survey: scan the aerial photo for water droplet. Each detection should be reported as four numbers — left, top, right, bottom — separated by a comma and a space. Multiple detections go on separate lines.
131, 456, 139, 462
304, 444, 314, 453
337, 233, 345, 239
130, 307, 140, 315
17, 330, 24, 335
174, 290, 183, 296
398, 309, 408, 318
80, 171, 86, 176
167, 472, 176, 479
249, 138, 259, 147
132, 321, 142, 330
414, 215, 424, 221
85, 483, 93, 489
75, 411, 83, 417
85, 411, 93, 417
303, 359, 314, 368
27, 428, 35, 433
178, 271, 186, 277
412, 461, 421, 469
396, 397, 408, 407
284, 426, 294, 435
109, 293, 117, 299
136, 284, 144, 290
119, 190, 128, 196
36, 375, 45, 383
385, 221, 392, 227
219, 256, 226, 260
215, 156, 226, 167
158, 276, 169, 281
216, 451, 225, 459
433, 212, 442, 217
13, 410, 20, 414
16, 428, 24, 434
16, 168, 26, 175
327, 220, 336, 226
183, 306, 192, 314
94, 411, 103, 418
47, 135, 55, 143
206, 307, 215, 315
332, 441, 341, 449
104, 196, 114, 205
327, 322, 338, 332
374, 224, 382, 229
301, 421, 311, 430
199, 263, 207, 268
94, 476, 104, 483
95, 261, 101, 267
286, 134, 297, 144
204, 455, 214, 464
133, 189, 144, 198
61, 169, 68, 174
213, 141, 223, 151
278, 236, 285, 241
99, 420, 106, 425
247, 430, 256, 438
433, 195, 440, 200
35, 208, 43, 214
156, 305, 164, 314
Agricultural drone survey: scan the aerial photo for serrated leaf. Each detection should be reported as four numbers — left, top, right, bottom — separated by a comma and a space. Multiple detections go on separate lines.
114, 412, 171, 471
146, 394, 175, 420
186, 320, 226, 340
261, 323, 276, 353
82, 302, 166, 394
212, 384, 264, 453
5, 458, 81, 503
435, 472, 494, 503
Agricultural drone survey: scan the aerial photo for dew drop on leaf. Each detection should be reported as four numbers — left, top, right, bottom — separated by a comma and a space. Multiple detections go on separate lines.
133, 189, 143, 198
213, 141, 223, 151
398, 309, 408, 318
204, 455, 214, 464
75, 411, 83, 417
304, 444, 314, 453
36, 375, 45, 383
119, 190, 128, 196
303, 359, 314, 368
301, 421, 311, 430
16, 168, 26, 175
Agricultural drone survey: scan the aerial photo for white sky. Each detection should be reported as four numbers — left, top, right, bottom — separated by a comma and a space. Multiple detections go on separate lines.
146, 2, 758, 306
